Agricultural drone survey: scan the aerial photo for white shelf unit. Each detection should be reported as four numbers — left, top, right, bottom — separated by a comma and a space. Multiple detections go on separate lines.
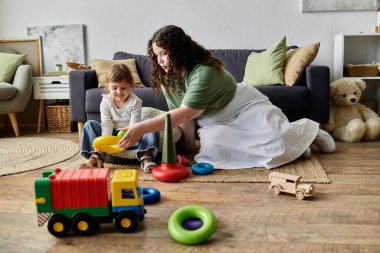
334, 33, 380, 113
32, 76, 70, 132
33, 77, 69, 99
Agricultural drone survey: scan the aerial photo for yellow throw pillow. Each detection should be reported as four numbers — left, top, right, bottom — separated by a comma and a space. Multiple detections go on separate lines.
90, 58, 145, 88
284, 42, 320, 86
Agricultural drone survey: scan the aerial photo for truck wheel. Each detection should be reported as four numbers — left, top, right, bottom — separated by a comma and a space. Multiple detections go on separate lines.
48, 214, 71, 237
271, 186, 280, 195
72, 214, 96, 236
296, 191, 305, 200
115, 212, 137, 233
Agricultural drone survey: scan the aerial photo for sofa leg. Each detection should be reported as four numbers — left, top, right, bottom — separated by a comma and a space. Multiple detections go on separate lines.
8, 113, 20, 137
78, 122, 84, 140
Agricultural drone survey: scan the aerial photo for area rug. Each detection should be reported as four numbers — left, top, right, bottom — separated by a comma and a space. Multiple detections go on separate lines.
0, 137, 79, 176
37, 144, 329, 183
100, 155, 330, 183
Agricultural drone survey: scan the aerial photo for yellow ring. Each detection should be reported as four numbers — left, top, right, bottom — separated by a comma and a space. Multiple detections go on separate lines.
93, 136, 124, 153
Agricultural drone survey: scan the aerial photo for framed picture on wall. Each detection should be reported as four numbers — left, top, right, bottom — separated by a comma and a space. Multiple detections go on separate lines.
27, 24, 85, 74
302, 0, 379, 12
0, 37, 42, 77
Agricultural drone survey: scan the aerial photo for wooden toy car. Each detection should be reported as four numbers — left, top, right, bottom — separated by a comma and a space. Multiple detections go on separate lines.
268, 172, 315, 200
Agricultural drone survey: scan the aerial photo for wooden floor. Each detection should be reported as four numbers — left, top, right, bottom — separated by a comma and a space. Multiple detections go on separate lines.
0, 127, 379, 253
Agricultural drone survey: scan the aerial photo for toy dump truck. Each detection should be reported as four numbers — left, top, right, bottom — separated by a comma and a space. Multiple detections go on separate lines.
34, 168, 145, 237
269, 172, 315, 200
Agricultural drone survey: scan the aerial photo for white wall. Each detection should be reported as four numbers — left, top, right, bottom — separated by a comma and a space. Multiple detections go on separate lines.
0, 0, 377, 75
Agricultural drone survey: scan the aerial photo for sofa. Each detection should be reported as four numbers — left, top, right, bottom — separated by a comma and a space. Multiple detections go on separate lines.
69, 47, 330, 140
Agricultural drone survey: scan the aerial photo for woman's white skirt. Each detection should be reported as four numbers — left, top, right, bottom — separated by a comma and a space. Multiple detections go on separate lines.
195, 83, 319, 169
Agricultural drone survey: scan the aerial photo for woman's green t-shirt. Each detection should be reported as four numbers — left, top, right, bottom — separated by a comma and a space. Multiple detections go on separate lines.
162, 64, 237, 118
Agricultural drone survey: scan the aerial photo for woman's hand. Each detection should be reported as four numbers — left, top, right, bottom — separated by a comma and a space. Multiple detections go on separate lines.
117, 105, 203, 149
117, 123, 144, 149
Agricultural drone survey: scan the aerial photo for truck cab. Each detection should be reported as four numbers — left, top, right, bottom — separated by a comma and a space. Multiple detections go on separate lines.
111, 169, 145, 233
112, 169, 144, 215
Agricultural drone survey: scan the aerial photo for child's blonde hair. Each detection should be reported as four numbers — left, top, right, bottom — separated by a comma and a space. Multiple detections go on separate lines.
105, 63, 135, 87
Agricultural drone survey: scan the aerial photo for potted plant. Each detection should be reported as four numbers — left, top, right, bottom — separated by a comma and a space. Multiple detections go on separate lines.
55, 64, 63, 71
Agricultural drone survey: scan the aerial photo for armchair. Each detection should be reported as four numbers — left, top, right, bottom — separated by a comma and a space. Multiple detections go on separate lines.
0, 47, 33, 136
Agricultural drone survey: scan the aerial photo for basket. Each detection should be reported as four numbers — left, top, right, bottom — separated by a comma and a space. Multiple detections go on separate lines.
45, 105, 72, 132
343, 64, 379, 77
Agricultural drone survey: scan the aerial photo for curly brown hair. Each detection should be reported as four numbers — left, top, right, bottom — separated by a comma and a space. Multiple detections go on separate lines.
147, 25, 222, 95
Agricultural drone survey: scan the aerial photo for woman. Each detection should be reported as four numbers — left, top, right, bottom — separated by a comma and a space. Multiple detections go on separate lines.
117, 25, 335, 169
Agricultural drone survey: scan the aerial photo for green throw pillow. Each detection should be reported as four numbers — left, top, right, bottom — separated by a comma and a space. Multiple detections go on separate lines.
0, 52, 28, 83
243, 36, 286, 86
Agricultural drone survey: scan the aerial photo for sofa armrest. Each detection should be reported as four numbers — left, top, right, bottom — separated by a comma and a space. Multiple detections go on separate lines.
69, 70, 98, 122
12, 65, 33, 111
305, 65, 330, 124
0, 65, 33, 114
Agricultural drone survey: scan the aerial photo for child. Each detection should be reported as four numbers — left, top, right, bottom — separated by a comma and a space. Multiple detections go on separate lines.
80, 63, 159, 172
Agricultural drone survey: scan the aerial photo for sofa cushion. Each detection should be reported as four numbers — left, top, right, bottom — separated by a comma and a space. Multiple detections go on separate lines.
90, 58, 145, 88
133, 88, 169, 111
210, 49, 261, 83
86, 88, 104, 114
256, 85, 308, 111
243, 36, 286, 86
113, 47, 300, 86
284, 42, 320, 86
210, 46, 298, 83
0, 52, 27, 83
85, 84, 308, 118
113, 52, 152, 87
85, 87, 169, 118
0, 82, 17, 100
117, 50, 261, 86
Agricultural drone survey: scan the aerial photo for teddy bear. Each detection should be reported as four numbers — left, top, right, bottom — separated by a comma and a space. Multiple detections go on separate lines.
322, 78, 380, 142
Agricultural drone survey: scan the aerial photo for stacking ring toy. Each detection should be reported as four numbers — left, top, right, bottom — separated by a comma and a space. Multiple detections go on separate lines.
168, 205, 217, 245
191, 163, 214, 175
93, 136, 124, 153
142, 187, 161, 205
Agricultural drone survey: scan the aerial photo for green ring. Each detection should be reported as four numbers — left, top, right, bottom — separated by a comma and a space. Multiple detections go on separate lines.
168, 205, 217, 245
